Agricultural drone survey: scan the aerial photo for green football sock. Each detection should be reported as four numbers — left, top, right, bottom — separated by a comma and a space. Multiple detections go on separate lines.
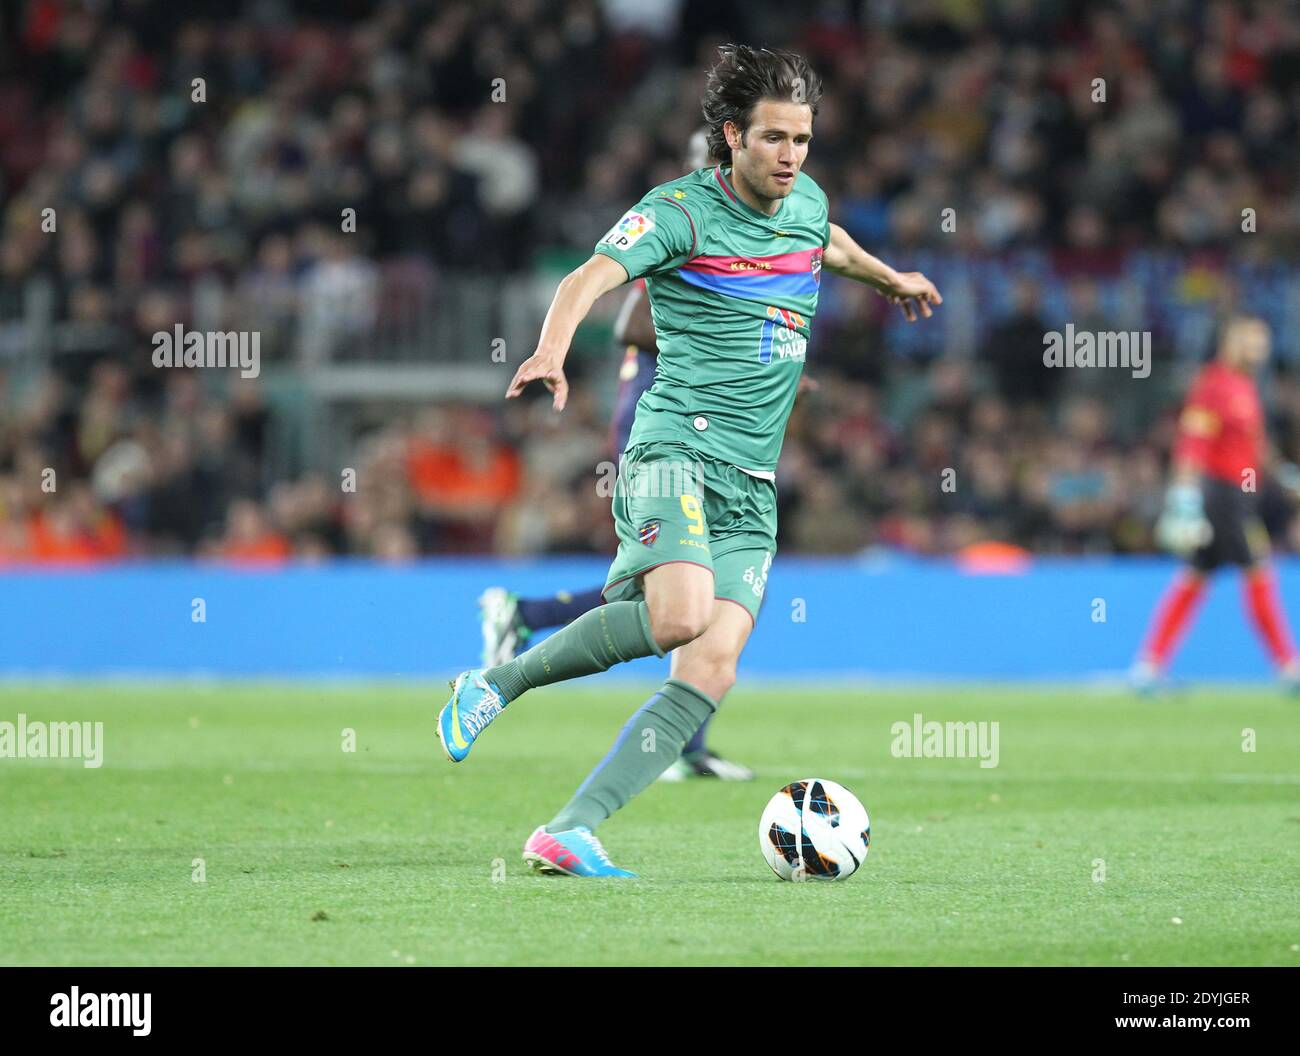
484, 599, 664, 703
546, 678, 718, 833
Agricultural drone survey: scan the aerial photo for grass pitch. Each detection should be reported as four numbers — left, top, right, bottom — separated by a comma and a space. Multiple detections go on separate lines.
1, 681, 1296, 966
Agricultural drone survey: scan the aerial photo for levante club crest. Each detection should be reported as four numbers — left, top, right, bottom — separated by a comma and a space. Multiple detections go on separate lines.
639, 520, 661, 546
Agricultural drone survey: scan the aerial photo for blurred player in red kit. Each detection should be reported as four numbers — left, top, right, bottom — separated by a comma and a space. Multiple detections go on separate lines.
1132, 315, 1300, 690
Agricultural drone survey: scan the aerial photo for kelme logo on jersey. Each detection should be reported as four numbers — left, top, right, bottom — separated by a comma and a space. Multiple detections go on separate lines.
758, 306, 807, 365
599, 209, 655, 251
638, 520, 661, 546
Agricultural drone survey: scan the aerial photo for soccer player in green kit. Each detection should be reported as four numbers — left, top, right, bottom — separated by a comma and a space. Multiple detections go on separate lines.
437, 45, 942, 877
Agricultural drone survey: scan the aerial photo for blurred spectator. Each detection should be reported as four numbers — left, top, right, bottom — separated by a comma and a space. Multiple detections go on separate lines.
981, 278, 1053, 405
214, 498, 290, 565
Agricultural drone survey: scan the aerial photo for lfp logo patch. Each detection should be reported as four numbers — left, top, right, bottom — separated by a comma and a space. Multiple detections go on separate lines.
600, 210, 654, 251
638, 520, 661, 546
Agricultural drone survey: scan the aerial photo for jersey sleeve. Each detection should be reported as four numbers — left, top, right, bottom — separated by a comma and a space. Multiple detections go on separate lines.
1172, 370, 1221, 470
593, 194, 697, 281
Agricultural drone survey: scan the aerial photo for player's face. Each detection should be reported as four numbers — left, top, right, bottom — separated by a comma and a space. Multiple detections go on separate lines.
727, 99, 813, 207
1225, 320, 1270, 369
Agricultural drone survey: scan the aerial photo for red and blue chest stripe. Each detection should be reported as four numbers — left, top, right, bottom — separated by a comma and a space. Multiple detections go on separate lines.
677, 247, 822, 301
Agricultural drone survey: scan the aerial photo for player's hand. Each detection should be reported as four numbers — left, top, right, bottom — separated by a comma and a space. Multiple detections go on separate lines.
1155, 482, 1212, 555
506, 350, 569, 411
886, 272, 942, 322
796, 374, 820, 398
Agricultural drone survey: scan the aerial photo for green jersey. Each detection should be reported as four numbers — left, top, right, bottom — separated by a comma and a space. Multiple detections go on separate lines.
593, 165, 830, 473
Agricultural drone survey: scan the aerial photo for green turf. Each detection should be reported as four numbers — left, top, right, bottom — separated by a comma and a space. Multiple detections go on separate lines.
0, 681, 1297, 966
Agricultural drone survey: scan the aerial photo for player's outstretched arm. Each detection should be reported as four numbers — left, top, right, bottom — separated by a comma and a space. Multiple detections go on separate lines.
824, 222, 942, 322
506, 253, 630, 410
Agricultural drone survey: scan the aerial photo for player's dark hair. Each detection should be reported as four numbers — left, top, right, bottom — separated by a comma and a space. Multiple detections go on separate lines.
702, 45, 822, 166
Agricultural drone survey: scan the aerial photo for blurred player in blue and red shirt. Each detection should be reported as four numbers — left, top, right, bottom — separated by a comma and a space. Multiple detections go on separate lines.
1133, 315, 1300, 688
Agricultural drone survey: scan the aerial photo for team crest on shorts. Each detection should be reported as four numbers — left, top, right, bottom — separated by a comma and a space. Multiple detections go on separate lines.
638, 520, 661, 546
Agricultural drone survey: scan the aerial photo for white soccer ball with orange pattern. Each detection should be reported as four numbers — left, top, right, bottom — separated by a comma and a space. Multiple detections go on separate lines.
758, 778, 870, 882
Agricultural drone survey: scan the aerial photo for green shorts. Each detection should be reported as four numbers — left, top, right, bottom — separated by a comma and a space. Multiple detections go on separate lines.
603, 441, 777, 624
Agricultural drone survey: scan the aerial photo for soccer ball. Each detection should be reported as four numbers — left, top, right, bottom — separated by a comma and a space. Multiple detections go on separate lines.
758, 779, 870, 882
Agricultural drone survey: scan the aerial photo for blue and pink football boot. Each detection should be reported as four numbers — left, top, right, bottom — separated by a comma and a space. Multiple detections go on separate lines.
522, 826, 636, 878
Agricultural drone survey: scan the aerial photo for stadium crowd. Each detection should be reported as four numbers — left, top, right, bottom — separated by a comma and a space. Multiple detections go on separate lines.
3, 0, 1300, 562
8, 346, 1300, 563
